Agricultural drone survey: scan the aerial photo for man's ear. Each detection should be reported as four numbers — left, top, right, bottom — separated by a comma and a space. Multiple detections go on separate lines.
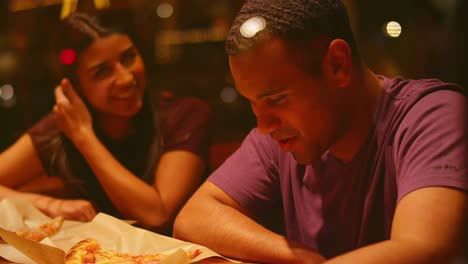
322, 39, 352, 88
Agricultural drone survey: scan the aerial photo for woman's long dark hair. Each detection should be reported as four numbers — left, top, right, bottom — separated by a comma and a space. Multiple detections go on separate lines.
43, 12, 163, 199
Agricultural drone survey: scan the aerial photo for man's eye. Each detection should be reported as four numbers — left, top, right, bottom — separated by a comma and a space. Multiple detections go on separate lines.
267, 94, 287, 103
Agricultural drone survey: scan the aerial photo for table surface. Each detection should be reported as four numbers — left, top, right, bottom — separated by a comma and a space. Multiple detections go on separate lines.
0, 256, 248, 263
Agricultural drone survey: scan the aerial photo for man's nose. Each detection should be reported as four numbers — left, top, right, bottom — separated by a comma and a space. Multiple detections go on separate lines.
252, 103, 280, 134
256, 115, 281, 134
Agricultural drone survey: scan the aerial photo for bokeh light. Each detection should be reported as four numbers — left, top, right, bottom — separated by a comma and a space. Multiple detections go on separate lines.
157, 3, 174, 19
385, 21, 402, 38
220, 86, 238, 103
0, 51, 17, 75
0, 84, 16, 108
60, 48, 76, 65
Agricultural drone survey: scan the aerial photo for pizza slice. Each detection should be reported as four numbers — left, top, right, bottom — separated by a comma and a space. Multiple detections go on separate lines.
15, 216, 64, 242
65, 238, 203, 264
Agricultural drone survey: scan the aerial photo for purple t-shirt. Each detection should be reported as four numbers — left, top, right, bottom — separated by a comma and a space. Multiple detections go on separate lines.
209, 76, 467, 258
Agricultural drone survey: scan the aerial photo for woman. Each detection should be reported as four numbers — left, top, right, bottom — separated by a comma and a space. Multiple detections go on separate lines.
0, 12, 212, 233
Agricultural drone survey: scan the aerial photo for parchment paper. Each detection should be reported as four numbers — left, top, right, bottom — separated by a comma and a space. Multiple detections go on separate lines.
0, 198, 236, 264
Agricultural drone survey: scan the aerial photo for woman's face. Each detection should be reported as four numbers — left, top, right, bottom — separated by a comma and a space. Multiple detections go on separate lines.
75, 33, 146, 119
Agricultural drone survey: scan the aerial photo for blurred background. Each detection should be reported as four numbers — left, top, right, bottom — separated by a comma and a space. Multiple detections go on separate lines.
0, 0, 467, 170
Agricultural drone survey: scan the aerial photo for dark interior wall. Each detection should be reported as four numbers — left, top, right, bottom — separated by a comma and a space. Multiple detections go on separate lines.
0, 0, 466, 157
354, 0, 462, 84
456, 0, 468, 90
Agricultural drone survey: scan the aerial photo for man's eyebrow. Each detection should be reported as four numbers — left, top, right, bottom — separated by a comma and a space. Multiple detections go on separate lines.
256, 88, 285, 100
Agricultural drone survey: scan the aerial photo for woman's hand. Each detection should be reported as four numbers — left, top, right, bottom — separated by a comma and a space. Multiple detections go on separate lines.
53, 78, 94, 146
36, 196, 97, 222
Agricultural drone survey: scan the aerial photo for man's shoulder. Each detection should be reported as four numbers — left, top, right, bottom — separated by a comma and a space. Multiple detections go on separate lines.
377, 76, 465, 127
373, 76, 466, 149
381, 76, 465, 101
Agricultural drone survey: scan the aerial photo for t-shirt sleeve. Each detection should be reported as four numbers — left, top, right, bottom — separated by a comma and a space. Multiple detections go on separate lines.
394, 90, 468, 201
27, 112, 61, 176
208, 129, 281, 214
163, 96, 213, 161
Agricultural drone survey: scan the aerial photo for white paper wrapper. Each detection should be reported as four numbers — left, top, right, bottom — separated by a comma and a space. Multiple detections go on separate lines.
0, 198, 238, 264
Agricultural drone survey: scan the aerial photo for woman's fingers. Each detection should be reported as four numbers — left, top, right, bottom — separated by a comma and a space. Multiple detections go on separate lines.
82, 206, 98, 221
58, 199, 98, 222
54, 85, 70, 107
52, 79, 94, 144
60, 78, 79, 104
55, 78, 81, 108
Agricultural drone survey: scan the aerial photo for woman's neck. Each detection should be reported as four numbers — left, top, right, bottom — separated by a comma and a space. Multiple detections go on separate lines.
95, 113, 135, 140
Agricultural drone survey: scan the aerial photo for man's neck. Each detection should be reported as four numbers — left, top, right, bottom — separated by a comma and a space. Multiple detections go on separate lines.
329, 67, 383, 163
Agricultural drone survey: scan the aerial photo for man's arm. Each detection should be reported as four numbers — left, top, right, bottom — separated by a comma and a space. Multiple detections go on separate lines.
173, 181, 325, 264
326, 187, 467, 264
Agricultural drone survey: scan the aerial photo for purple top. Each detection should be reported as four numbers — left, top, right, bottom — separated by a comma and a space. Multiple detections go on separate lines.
209, 76, 467, 258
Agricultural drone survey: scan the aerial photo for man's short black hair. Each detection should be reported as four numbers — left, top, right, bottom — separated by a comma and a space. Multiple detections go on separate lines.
225, 0, 360, 61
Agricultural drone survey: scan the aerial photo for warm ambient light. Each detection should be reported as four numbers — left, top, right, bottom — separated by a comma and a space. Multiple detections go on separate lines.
157, 3, 174, 19
385, 21, 402, 38
94, 0, 110, 10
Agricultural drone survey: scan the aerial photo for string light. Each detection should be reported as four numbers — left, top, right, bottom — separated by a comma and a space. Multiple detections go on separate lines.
60, 0, 77, 19
384, 21, 402, 38
61, 0, 111, 19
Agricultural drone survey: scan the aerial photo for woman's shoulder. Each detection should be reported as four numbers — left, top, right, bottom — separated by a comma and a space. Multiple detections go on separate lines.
158, 95, 213, 139
29, 112, 59, 136
164, 95, 210, 111
160, 95, 212, 119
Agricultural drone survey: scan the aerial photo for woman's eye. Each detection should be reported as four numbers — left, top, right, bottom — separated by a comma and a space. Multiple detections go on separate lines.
93, 67, 111, 79
121, 51, 137, 67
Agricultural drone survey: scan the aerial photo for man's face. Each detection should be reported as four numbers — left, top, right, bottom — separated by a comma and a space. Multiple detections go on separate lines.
230, 38, 350, 164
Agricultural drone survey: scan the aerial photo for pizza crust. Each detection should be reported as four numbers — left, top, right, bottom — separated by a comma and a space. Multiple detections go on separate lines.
15, 216, 64, 242
65, 238, 202, 264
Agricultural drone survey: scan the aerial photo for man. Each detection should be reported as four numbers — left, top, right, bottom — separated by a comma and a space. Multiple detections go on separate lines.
174, 0, 468, 263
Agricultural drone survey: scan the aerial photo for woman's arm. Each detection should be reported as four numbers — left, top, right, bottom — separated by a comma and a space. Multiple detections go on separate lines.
0, 134, 45, 188
0, 134, 96, 221
73, 134, 205, 230
1, 185, 96, 221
